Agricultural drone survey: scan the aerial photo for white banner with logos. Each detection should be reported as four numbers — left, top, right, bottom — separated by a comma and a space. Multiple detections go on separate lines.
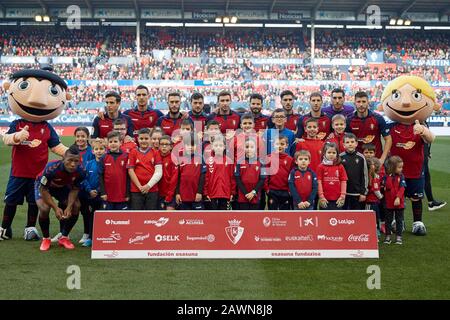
316, 11, 355, 21
94, 9, 135, 19
228, 10, 268, 20
6, 8, 42, 18
141, 9, 182, 19
50, 8, 91, 18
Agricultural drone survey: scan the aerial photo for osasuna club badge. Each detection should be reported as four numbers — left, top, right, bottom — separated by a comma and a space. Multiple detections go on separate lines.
225, 219, 244, 245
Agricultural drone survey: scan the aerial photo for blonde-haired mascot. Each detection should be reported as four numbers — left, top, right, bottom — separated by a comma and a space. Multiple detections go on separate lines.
0, 67, 69, 240
380, 75, 441, 235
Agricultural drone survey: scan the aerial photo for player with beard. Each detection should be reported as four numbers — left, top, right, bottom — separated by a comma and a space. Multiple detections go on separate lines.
188, 92, 208, 133
249, 93, 270, 132
346, 91, 392, 164
156, 92, 186, 137
297, 92, 332, 141
207, 91, 241, 134
269, 90, 300, 134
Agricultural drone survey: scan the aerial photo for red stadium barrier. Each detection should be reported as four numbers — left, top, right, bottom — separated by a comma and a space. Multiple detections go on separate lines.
91, 210, 379, 259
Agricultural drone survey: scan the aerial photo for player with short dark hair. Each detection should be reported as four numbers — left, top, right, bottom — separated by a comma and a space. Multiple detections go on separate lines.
207, 91, 240, 133
189, 92, 208, 132
156, 92, 184, 136
92, 91, 134, 139
297, 92, 331, 141
123, 85, 164, 136
249, 93, 270, 132
35, 146, 86, 251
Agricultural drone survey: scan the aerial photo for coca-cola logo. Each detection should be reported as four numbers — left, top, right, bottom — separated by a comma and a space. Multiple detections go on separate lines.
348, 234, 369, 242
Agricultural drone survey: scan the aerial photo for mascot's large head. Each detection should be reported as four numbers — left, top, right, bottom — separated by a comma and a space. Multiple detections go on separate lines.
2, 66, 71, 122
380, 75, 440, 124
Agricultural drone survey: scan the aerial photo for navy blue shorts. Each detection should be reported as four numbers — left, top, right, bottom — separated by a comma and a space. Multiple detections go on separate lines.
4, 176, 36, 205
34, 181, 70, 204
405, 176, 424, 199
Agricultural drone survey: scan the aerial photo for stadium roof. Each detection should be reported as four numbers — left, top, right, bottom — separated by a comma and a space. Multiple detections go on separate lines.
0, 0, 449, 16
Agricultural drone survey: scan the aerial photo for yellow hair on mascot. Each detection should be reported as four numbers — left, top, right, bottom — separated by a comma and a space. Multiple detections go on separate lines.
379, 75, 441, 236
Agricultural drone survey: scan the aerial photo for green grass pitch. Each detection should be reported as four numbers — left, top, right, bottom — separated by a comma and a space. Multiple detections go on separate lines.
0, 136, 449, 299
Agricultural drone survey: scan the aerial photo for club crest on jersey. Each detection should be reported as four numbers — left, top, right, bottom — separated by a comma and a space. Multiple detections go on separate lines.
370, 124, 374, 130
40, 128, 45, 135
121, 160, 125, 166
355, 158, 359, 164
232, 120, 236, 126
149, 116, 153, 123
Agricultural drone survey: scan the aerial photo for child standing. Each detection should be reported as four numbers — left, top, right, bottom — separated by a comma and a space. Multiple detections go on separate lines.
326, 114, 346, 154
234, 139, 266, 210
288, 151, 318, 210
113, 119, 137, 154
383, 156, 406, 245
266, 136, 294, 210
127, 128, 162, 210
204, 135, 235, 210
79, 139, 106, 247
99, 131, 129, 210
291, 118, 324, 173
169, 133, 205, 210
365, 157, 384, 239
316, 142, 348, 210
73, 127, 95, 165
340, 133, 368, 210
158, 135, 176, 210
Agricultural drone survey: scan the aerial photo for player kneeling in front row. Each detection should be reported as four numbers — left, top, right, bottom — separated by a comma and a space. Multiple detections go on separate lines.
36, 146, 86, 251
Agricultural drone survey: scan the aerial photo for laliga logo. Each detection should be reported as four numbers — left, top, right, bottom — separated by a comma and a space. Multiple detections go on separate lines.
225, 219, 244, 245
329, 218, 355, 226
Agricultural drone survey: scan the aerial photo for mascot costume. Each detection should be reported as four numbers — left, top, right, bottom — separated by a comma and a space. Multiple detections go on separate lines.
380, 75, 441, 235
0, 67, 69, 240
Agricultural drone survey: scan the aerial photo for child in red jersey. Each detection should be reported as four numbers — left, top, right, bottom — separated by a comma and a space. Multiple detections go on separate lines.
99, 131, 129, 210
234, 139, 266, 210
365, 157, 384, 239
291, 118, 324, 173
158, 135, 176, 210
170, 133, 205, 210
266, 135, 295, 210
316, 142, 348, 210
383, 156, 406, 245
288, 150, 318, 210
325, 114, 346, 154
127, 128, 162, 210
204, 135, 236, 210
150, 127, 163, 151
114, 118, 137, 154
